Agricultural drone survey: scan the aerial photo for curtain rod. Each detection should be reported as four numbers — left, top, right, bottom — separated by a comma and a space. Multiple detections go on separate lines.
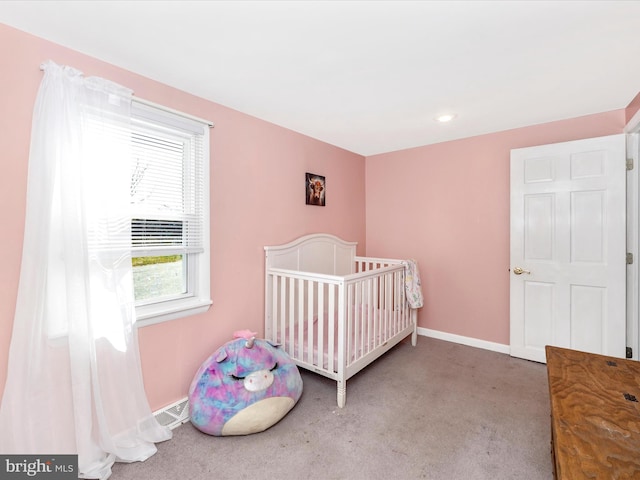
39, 64, 214, 128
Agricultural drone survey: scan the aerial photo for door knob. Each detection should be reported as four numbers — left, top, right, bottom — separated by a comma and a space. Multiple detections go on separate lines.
513, 267, 531, 275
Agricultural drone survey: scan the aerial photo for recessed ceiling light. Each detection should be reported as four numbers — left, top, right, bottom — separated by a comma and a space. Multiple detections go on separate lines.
435, 114, 456, 123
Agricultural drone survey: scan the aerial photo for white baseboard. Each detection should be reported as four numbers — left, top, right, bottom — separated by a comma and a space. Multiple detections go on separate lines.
417, 327, 510, 355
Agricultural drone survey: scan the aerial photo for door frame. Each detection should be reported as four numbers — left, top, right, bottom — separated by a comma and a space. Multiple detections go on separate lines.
624, 112, 640, 360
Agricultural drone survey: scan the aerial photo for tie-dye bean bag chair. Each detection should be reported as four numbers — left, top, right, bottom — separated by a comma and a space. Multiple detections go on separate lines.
188, 330, 303, 436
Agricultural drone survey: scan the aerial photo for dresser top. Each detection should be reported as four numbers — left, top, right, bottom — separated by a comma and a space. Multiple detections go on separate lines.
546, 346, 640, 479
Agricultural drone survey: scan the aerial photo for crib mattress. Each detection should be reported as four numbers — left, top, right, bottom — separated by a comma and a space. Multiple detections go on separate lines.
281, 307, 395, 372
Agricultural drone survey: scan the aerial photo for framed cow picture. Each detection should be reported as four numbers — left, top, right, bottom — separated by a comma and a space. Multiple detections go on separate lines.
305, 173, 325, 206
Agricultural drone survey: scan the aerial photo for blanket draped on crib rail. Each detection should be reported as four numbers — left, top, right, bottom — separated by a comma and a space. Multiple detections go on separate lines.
404, 259, 424, 308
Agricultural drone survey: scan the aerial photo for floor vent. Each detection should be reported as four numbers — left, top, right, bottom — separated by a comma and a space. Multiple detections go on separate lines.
153, 397, 189, 430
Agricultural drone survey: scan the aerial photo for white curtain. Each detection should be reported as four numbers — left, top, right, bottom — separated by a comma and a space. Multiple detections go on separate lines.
0, 61, 171, 479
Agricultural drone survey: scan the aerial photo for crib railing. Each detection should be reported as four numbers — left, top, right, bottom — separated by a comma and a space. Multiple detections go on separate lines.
265, 259, 412, 378
354, 256, 399, 272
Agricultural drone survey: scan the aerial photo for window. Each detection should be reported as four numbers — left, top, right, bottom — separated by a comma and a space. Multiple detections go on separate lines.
129, 101, 211, 326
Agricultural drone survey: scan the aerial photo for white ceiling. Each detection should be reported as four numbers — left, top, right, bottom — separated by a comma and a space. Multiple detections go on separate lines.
1, 0, 640, 156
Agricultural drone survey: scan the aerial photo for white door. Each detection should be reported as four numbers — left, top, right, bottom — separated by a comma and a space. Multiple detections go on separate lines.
510, 134, 627, 363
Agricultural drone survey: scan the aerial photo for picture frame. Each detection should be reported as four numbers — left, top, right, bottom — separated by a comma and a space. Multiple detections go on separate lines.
305, 173, 326, 206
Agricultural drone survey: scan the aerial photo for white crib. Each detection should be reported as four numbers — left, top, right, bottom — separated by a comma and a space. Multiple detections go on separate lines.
264, 233, 418, 408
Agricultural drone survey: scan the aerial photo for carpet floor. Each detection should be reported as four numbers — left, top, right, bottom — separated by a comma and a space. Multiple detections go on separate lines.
112, 336, 554, 480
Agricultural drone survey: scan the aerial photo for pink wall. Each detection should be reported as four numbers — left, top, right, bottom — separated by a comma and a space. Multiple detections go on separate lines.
626, 92, 640, 125
366, 111, 625, 346
0, 24, 366, 410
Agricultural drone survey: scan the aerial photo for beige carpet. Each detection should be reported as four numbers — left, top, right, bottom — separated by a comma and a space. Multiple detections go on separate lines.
112, 336, 553, 480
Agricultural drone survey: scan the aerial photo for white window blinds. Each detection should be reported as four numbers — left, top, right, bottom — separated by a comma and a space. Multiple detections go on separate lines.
129, 101, 207, 256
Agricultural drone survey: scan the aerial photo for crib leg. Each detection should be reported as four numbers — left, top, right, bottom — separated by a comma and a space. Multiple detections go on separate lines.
411, 309, 418, 346
337, 381, 346, 408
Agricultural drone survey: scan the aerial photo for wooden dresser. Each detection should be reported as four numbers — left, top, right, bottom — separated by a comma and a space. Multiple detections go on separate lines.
546, 346, 640, 479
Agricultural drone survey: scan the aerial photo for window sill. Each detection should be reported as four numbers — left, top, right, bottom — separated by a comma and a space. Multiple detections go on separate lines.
135, 297, 212, 328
